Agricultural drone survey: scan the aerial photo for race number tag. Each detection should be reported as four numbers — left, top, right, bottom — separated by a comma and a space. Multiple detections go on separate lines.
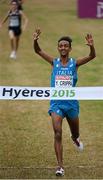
55, 75, 73, 87
10, 18, 19, 27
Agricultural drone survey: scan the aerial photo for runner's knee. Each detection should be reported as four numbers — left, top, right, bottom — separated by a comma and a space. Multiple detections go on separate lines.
54, 130, 62, 141
9, 30, 14, 39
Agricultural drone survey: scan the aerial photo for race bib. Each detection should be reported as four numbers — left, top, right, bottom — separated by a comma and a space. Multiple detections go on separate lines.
55, 75, 73, 87
10, 18, 19, 27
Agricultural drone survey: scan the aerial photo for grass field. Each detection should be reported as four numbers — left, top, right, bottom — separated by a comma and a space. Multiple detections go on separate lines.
0, 0, 103, 179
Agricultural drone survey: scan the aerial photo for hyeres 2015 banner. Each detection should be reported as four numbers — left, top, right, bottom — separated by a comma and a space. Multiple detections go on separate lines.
0, 86, 103, 100
78, 0, 103, 18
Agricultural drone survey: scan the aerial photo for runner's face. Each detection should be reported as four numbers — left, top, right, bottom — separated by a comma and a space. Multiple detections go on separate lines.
11, 2, 18, 10
58, 40, 71, 57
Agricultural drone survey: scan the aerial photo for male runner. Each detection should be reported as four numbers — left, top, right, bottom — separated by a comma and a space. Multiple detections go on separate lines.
33, 28, 96, 176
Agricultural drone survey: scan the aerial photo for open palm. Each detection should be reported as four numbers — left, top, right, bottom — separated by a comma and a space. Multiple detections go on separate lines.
33, 28, 41, 40
85, 34, 94, 46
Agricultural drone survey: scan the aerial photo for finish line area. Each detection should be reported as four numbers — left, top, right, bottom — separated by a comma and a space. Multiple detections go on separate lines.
0, 86, 103, 100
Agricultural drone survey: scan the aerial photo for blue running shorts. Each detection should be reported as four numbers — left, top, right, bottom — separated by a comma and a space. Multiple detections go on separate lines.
48, 103, 79, 119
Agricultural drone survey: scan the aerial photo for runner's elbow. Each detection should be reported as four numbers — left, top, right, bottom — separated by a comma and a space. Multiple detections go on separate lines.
34, 48, 41, 54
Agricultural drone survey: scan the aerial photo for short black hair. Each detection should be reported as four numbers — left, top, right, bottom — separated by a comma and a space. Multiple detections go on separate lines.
58, 36, 72, 48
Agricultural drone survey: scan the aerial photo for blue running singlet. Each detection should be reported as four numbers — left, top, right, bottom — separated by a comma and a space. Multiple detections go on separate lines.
48, 58, 79, 119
